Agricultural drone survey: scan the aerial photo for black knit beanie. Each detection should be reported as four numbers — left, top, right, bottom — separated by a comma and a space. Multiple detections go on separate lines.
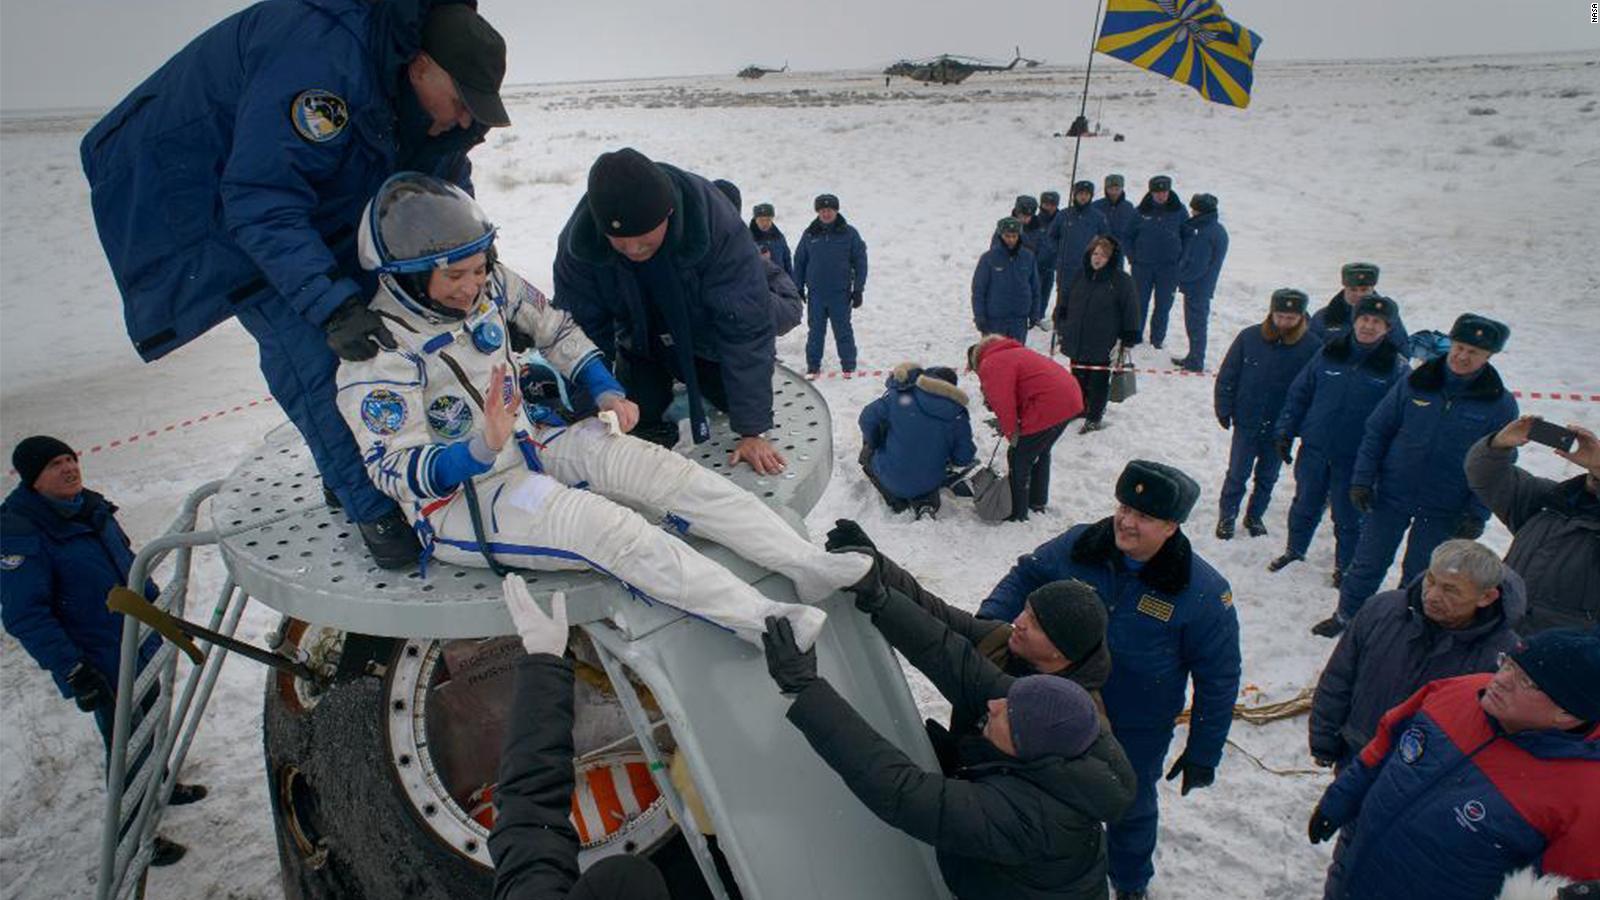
12, 435, 75, 488
587, 148, 674, 238
1025, 580, 1107, 663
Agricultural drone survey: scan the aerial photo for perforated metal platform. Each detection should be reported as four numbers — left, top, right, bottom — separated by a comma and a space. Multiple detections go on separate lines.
213, 366, 833, 639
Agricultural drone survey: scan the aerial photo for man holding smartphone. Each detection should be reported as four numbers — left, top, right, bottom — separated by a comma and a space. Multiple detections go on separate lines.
1466, 415, 1600, 634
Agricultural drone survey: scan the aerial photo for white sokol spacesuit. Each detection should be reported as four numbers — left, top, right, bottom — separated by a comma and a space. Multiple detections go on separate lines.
335, 174, 865, 648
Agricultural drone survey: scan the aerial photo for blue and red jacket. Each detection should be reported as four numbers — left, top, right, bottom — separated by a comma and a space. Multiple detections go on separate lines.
1317, 674, 1600, 899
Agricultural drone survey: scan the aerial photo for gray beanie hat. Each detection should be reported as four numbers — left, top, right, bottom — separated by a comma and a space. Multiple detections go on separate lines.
1007, 676, 1100, 761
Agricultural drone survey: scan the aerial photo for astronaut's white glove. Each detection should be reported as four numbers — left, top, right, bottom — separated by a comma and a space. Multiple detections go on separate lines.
503, 575, 568, 657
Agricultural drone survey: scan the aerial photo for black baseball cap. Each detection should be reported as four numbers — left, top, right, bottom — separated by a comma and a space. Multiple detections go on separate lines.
422, 5, 511, 128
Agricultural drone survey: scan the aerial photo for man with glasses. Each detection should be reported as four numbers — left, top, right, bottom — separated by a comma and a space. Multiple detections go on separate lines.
1308, 628, 1600, 898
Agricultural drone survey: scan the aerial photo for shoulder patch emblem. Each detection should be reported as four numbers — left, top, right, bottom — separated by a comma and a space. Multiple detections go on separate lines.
1398, 725, 1427, 764
1219, 591, 1233, 608
291, 90, 349, 144
1412, 398, 1432, 407
1136, 594, 1175, 623
0, 554, 24, 571
427, 395, 475, 439
360, 389, 408, 436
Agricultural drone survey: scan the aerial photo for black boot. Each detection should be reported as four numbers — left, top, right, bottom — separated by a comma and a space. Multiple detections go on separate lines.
150, 836, 188, 867
168, 783, 208, 806
322, 486, 342, 511
359, 508, 421, 570
1267, 551, 1304, 572
1331, 569, 1343, 588
1215, 518, 1235, 540
1311, 614, 1347, 638
1115, 891, 1148, 900
1079, 419, 1104, 434
1243, 516, 1267, 537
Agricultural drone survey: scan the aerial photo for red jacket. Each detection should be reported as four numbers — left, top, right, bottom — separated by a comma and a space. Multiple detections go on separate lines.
974, 338, 1084, 438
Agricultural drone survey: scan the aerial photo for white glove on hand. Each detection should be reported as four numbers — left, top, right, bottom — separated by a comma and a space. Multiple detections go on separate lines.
503, 574, 569, 656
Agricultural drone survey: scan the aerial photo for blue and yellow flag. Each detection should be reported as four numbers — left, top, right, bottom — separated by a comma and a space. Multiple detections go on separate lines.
1095, 0, 1263, 108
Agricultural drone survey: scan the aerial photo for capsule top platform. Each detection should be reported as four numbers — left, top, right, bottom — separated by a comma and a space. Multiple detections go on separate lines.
212, 367, 833, 638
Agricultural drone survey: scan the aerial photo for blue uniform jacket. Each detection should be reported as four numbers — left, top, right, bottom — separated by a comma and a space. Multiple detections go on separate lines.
1213, 318, 1320, 437
553, 163, 777, 437
1024, 218, 1051, 272
750, 221, 793, 277
1308, 291, 1410, 354
978, 519, 1242, 766
80, 0, 484, 362
1089, 197, 1137, 261
972, 244, 1040, 332
1176, 212, 1228, 297
1276, 333, 1407, 463
1, 487, 159, 697
1047, 205, 1109, 289
1128, 193, 1188, 266
794, 216, 869, 301
1353, 358, 1519, 520
859, 365, 978, 500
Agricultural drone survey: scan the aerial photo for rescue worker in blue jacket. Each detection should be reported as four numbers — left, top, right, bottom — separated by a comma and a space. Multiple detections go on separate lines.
974, 217, 1041, 342
1127, 175, 1188, 348
1034, 191, 1061, 308
79, 0, 510, 569
1171, 193, 1229, 372
1308, 263, 1409, 353
1324, 314, 1520, 637
977, 460, 1242, 900
1272, 296, 1408, 587
553, 148, 789, 476
1, 437, 205, 865
1091, 174, 1137, 266
1212, 289, 1319, 540
858, 364, 977, 519
1047, 181, 1109, 328
749, 202, 793, 276
793, 193, 869, 376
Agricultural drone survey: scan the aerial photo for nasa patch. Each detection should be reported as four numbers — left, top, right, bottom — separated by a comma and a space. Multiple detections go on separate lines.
0, 554, 24, 571
360, 389, 408, 436
1398, 725, 1426, 764
290, 90, 349, 144
427, 395, 475, 439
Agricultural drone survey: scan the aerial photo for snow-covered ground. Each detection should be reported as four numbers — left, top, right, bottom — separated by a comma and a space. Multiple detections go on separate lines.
4, 53, 1599, 898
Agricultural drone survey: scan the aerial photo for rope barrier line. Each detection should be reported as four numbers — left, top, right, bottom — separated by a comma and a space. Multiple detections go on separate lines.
4, 395, 278, 478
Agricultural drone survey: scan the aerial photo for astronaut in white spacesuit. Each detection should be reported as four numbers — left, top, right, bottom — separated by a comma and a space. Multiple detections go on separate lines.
335, 173, 868, 648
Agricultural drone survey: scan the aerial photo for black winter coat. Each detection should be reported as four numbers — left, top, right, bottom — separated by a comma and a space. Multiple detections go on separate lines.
489, 654, 582, 899
1053, 242, 1139, 363
1308, 569, 1526, 765
786, 588, 1135, 900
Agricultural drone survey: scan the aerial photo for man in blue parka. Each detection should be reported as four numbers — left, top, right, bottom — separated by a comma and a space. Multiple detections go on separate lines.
858, 364, 977, 518
1309, 262, 1409, 353
80, 0, 508, 569
1272, 296, 1409, 588
1047, 181, 1109, 327
1091, 174, 1137, 266
977, 460, 1242, 899
1212, 289, 1319, 540
552, 148, 789, 476
749, 202, 793, 276
1172, 193, 1229, 372
974, 218, 1041, 342
1034, 191, 1061, 308
793, 193, 869, 376
1127, 175, 1188, 348
1326, 313, 1520, 636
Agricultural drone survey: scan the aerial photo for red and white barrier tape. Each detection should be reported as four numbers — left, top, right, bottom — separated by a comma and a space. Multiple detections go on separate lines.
5, 395, 278, 477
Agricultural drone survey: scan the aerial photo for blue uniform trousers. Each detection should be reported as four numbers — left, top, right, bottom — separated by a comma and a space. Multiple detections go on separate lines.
805, 292, 857, 372
1219, 428, 1283, 522
1285, 447, 1363, 571
236, 302, 397, 523
1177, 291, 1211, 371
1133, 262, 1180, 346
1336, 499, 1457, 621
982, 317, 1030, 343
1106, 724, 1175, 893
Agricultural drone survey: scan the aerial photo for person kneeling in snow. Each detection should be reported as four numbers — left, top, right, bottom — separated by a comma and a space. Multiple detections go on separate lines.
336, 173, 870, 648
857, 364, 977, 519
761, 565, 1134, 900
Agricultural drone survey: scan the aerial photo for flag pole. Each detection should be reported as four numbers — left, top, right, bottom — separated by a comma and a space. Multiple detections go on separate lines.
1066, 0, 1108, 190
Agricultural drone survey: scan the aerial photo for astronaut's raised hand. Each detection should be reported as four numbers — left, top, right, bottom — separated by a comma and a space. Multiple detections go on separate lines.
598, 393, 640, 434
482, 362, 521, 452
503, 576, 569, 657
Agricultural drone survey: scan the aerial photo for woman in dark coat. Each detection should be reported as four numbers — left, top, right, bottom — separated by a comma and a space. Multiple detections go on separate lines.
1054, 237, 1140, 433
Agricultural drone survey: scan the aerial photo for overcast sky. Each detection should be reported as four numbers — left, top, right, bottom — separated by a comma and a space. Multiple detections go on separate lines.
3, 0, 1597, 111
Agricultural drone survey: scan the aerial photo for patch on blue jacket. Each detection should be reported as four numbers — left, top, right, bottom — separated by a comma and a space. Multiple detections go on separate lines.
427, 395, 474, 439
1398, 725, 1426, 764
291, 90, 348, 143
0, 554, 24, 571
361, 389, 408, 435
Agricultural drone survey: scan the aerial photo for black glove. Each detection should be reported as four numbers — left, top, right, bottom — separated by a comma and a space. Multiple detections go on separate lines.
1164, 754, 1215, 796
1308, 807, 1338, 844
1454, 516, 1486, 540
1217, 415, 1231, 431
850, 289, 864, 309
66, 662, 113, 713
323, 298, 397, 362
1276, 435, 1295, 465
762, 617, 818, 695
825, 519, 878, 555
1349, 485, 1374, 514
507, 322, 533, 353
1309, 736, 1344, 769
1119, 330, 1142, 347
